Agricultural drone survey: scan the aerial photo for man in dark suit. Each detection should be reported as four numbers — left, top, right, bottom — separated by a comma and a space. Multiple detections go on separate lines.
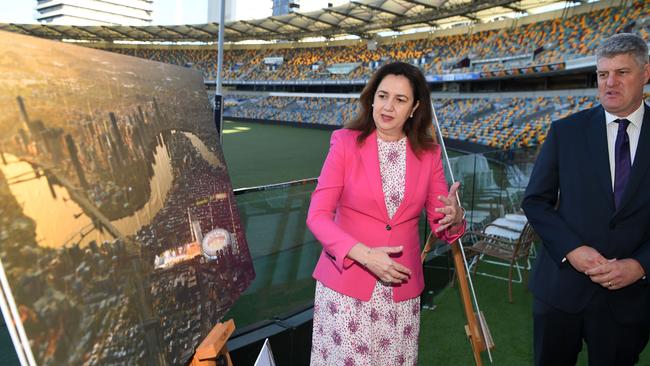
523, 33, 650, 365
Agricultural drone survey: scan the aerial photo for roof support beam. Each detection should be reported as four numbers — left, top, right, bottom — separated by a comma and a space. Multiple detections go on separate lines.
389, 0, 517, 28
352, 1, 404, 17
120, 26, 158, 40
225, 25, 247, 35
269, 17, 314, 32
97, 25, 135, 40
6, 24, 28, 34
71, 25, 101, 39
294, 13, 340, 28
503, 4, 525, 12
462, 14, 480, 22
42, 25, 72, 38
10, 24, 45, 38
409, 20, 439, 28
159, 25, 199, 41
401, 0, 441, 10
240, 21, 283, 36
324, 7, 371, 24
187, 25, 216, 38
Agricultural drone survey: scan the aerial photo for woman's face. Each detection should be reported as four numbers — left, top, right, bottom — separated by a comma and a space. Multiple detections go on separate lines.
372, 74, 419, 141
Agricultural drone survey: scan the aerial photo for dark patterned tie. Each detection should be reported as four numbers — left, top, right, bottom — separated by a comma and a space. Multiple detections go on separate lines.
614, 119, 631, 209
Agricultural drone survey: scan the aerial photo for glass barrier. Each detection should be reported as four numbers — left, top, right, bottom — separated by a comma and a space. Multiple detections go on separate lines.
448, 146, 539, 230
225, 146, 541, 329
223, 179, 320, 329
421, 146, 540, 306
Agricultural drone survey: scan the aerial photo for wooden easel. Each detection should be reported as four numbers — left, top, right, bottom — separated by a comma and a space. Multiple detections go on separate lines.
451, 240, 495, 366
191, 319, 236, 366
422, 235, 494, 365
424, 103, 495, 365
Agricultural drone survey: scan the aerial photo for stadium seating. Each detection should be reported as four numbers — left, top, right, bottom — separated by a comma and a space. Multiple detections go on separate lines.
223, 94, 597, 149
102, 1, 644, 149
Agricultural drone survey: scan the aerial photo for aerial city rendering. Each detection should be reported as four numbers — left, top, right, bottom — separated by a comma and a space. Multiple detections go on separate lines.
0, 31, 254, 365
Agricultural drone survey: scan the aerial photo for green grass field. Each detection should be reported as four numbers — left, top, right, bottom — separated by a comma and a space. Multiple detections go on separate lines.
221, 121, 332, 189
421, 257, 650, 365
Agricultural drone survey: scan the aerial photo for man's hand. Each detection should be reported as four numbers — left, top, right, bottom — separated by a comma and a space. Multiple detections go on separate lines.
565, 245, 608, 273
585, 258, 646, 290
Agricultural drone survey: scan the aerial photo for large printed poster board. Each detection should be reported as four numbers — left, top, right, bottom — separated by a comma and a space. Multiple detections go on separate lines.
0, 31, 254, 365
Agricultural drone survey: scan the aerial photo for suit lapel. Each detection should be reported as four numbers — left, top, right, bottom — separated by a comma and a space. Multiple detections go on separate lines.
585, 106, 615, 210
614, 103, 650, 217
359, 131, 390, 221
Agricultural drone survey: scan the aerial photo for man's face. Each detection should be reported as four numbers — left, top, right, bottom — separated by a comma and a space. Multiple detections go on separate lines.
597, 53, 650, 117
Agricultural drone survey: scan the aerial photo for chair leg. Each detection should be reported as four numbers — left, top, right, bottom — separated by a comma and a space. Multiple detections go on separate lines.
523, 256, 530, 290
508, 259, 515, 303
472, 255, 481, 276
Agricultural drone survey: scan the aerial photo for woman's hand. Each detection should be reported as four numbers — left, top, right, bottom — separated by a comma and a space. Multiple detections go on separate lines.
434, 181, 464, 233
365, 246, 412, 284
349, 244, 411, 284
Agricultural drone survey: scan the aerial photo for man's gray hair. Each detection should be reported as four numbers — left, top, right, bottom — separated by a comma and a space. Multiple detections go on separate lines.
596, 33, 649, 66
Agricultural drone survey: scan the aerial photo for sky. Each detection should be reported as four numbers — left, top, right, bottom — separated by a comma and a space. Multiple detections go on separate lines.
0, 0, 348, 25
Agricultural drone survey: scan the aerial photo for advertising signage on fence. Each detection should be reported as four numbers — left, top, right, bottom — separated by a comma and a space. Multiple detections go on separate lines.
426, 72, 481, 82
263, 57, 284, 65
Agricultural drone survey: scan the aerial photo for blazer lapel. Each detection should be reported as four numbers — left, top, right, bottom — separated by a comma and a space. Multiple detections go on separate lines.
391, 140, 421, 222
359, 131, 390, 222
614, 103, 650, 217
585, 106, 616, 211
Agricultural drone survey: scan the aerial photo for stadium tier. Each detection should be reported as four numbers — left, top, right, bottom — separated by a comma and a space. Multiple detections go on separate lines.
76, 0, 648, 152
104, 1, 649, 83
222, 94, 597, 149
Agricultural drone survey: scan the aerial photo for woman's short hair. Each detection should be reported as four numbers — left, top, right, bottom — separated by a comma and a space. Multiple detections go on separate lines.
345, 61, 436, 155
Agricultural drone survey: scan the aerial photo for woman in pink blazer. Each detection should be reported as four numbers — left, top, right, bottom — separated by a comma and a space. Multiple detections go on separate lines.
307, 62, 466, 365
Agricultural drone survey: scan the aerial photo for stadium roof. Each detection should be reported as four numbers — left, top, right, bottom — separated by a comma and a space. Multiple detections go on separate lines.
0, 0, 570, 43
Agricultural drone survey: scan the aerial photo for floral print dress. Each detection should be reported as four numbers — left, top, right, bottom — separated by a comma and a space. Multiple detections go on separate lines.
310, 136, 419, 366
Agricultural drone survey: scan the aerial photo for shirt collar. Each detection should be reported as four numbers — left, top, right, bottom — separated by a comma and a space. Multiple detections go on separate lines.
604, 101, 645, 129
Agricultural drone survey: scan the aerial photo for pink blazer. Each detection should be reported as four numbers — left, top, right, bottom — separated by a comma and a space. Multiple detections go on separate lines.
307, 128, 465, 302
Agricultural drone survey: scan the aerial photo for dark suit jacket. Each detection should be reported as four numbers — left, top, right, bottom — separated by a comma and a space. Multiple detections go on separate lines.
522, 103, 650, 324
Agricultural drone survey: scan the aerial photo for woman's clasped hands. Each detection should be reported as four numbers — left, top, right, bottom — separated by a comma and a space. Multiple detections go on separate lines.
350, 243, 412, 284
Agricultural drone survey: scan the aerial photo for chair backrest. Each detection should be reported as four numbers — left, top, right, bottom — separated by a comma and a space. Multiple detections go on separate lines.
513, 222, 535, 259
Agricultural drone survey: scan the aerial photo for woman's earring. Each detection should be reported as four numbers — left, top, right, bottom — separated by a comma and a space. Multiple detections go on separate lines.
409, 113, 414, 118
371, 104, 374, 108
